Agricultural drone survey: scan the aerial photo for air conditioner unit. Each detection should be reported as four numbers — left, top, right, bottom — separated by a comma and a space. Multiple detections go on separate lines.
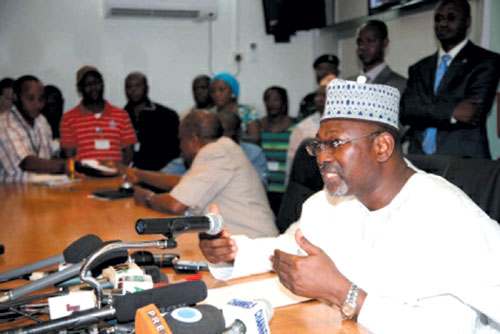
104, 0, 218, 21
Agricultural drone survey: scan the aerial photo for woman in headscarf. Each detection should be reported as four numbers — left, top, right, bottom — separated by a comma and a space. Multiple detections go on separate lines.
210, 72, 260, 143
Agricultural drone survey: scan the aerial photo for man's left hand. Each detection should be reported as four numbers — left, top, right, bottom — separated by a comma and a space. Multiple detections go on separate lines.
134, 185, 153, 207
271, 229, 350, 306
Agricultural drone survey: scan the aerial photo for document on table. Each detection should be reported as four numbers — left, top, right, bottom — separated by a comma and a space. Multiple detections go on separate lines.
29, 174, 81, 186
204, 277, 310, 309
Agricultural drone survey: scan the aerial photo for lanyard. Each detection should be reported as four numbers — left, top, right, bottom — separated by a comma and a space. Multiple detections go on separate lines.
11, 109, 42, 155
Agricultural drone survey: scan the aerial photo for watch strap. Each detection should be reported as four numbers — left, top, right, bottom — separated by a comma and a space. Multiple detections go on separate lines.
341, 283, 359, 320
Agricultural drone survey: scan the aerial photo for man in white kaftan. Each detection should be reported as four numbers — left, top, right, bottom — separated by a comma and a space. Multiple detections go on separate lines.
199, 78, 500, 334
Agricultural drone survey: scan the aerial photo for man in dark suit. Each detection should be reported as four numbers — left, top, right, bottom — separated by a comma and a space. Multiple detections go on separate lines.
401, 0, 500, 158
350, 20, 407, 95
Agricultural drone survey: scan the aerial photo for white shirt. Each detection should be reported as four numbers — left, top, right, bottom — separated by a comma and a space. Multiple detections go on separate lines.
438, 38, 468, 67
362, 62, 387, 83
210, 170, 500, 334
0, 107, 53, 182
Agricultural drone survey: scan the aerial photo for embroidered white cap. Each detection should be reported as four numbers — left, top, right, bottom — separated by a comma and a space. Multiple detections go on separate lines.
322, 79, 400, 130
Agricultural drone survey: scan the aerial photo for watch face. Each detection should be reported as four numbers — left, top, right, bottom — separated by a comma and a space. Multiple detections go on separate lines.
341, 303, 356, 319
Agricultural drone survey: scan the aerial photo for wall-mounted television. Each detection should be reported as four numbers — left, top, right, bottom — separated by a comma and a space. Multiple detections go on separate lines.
369, 0, 438, 16
262, 0, 327, 43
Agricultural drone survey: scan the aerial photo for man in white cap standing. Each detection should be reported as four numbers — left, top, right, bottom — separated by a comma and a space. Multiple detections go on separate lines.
199, 79, 500, 334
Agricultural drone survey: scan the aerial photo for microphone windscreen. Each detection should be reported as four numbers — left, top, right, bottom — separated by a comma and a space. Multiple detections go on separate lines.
164, 304, 225, 334
63, 234, 103, 263
131, 251, 154, 266
89, 240, 129, 276
142, 265, 168, 283
114, 280, 208, 323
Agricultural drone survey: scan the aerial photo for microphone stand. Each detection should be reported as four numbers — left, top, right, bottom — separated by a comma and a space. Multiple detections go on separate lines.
79, 238, 177, 308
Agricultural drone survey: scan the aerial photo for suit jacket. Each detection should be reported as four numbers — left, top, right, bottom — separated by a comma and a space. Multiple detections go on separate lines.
348, 65, 407, 95
371, 65, 407, 96
401, 41, 500, 158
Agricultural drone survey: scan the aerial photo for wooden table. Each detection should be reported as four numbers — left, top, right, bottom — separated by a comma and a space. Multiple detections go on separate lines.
0, 178, 368, 333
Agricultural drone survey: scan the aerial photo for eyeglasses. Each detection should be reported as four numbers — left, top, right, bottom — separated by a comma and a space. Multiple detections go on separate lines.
306, 131, 382, 157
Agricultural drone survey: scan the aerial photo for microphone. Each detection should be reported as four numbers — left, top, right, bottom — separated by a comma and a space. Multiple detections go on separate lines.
0, 238, 126, 304
136, 303, 225, 334
1, 281, 208, 334
221, 299, 274, 334
0, 234, 102, 282
130, 251, 180, 268
135, 213, 224, 238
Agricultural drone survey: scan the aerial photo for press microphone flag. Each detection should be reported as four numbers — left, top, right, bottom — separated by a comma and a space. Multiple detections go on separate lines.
0, 234, 102, 282
221, 299, 274, 334
1, 281, 208, 334
136, 303, 225, 334
135, 213, 224, 237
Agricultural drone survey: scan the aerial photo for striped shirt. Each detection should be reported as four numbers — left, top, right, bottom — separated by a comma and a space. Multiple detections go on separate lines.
60, 101, 137, 161
0, 106, 53, 182
262, 123, 296, 193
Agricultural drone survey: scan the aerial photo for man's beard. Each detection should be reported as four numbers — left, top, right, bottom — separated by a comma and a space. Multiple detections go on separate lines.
319, 162, 349, 198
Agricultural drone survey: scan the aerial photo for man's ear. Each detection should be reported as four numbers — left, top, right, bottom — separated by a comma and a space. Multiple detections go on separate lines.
12, 93, 18, 103
373, 132, 394, 163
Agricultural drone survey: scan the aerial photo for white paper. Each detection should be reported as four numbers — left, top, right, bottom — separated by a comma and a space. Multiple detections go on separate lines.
204, 277, 310, 309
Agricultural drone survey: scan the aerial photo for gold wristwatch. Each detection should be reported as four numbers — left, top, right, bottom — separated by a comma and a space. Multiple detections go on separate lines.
341, 283, 359, 320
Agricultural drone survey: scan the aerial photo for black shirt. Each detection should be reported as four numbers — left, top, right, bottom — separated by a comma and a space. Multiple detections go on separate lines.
124, 99, 180, 171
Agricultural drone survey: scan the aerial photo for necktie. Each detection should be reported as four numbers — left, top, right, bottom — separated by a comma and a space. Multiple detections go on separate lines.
422, 54, 451, 154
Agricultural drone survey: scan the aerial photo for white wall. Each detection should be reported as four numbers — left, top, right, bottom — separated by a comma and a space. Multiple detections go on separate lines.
331, 0, 482, 79
0, 0, 317, 117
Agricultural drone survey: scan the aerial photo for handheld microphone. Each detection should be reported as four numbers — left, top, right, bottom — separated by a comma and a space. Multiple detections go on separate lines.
221, 299, 274, 334
135, 213, 224, 237
1, 280, 208, 334
136, 303, 225, 334
0, 234, 102, 283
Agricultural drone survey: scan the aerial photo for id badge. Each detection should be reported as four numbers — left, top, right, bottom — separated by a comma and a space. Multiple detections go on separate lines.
94, 139, 110, 150
267, 161, 280, 171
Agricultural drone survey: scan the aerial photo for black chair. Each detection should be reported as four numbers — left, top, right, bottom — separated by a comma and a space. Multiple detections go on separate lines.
276, 138, 322, 233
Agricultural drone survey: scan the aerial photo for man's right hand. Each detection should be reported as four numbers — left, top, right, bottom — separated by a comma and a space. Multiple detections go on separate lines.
199, 227, 238, 264
452, 98, 482, 125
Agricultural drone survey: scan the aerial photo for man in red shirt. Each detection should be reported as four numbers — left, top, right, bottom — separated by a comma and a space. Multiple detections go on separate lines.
61, 66, 136, 164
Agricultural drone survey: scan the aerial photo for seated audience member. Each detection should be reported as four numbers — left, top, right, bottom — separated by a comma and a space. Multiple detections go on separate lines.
286, 74, 335, 180
162, 111, 268, 185
210, 72, 260, 142
131, 110, 278, 238
60, 66, 137, 164
124, 72, 179, 170
0, 77, 14, 114
180, 74, 214, 119
40, 85, 64, 139
0, 76, 68, 182
256, 86, 296, 214
40, 85, 64, 156
297, 54, 339, 122
199, 79, 500, 334
401, 0, 500, 158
